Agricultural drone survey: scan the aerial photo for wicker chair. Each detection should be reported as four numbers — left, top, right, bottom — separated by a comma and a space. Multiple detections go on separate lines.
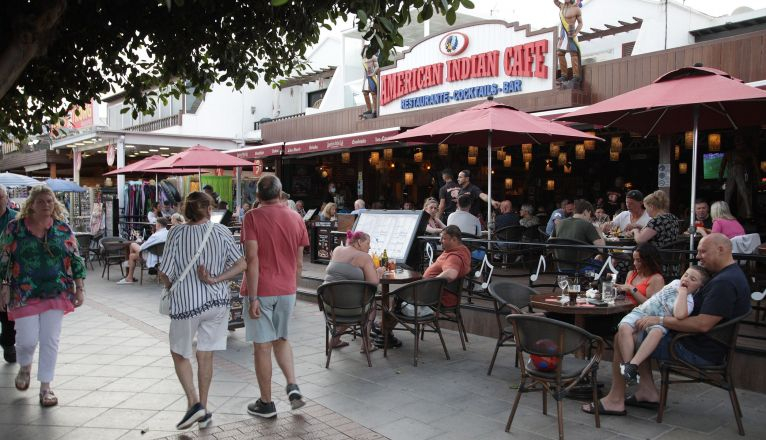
505, 315, 604, 440
385, 278, 450, 367
317, 281, 378, 368
100, 237, 129, 280
657, 313, 749, 436
486, 281, 537, 375
139, 242, 165, 285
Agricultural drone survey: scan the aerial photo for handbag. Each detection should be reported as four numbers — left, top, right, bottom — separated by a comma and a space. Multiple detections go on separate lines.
160, 221, 215, 315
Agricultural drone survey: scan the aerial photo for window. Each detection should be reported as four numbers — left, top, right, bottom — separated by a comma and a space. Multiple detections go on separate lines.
622, 42, 636, 57
308, 89, 326, 109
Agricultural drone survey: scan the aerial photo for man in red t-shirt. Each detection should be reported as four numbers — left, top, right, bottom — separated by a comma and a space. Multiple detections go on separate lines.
240, 175, 309, 418
423, 225, 472, 307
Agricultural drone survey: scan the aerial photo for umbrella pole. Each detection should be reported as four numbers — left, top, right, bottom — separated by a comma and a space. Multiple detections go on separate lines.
689, 106, 700, 253
487, 131, 493, 242
235, 166, 242, 216
155, 174, 159, 203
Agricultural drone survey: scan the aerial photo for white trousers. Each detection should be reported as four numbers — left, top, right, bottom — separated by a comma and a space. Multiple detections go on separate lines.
15, 310, 64, 383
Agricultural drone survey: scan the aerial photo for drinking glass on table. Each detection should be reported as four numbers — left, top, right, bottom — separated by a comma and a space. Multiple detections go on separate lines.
567, 283, 581, 304
557, 275, 569, 299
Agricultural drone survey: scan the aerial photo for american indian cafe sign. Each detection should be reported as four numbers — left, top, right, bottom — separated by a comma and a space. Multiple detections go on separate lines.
379, 21, 555, 116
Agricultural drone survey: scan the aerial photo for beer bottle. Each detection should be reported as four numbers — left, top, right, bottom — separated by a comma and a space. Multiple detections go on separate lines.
380, 249, 388, 268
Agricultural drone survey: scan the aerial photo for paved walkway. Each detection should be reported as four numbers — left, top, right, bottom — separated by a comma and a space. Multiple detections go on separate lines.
1, 269, 765, 439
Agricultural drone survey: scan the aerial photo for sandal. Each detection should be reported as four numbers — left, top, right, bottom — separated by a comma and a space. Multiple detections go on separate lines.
39, 389, 58, 407
15, 369, 30, 391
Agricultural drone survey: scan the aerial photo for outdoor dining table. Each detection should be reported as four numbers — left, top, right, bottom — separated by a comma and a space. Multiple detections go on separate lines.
378, 269, 422, 347
604, 236, 636, 247
530, 293, 634, 330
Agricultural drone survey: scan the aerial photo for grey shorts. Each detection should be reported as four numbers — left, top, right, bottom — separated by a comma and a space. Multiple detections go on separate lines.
244, 295, 296, 344
619, 310, 668, 335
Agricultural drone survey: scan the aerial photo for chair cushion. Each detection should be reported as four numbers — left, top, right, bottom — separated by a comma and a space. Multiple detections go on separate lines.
329, 315, 364, 325
392, 310, 438, 323
524, 355, 592, 380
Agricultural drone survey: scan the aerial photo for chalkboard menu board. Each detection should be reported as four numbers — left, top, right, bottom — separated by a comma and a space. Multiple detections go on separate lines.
311, 220, 338, 264
353, 210, 426, 262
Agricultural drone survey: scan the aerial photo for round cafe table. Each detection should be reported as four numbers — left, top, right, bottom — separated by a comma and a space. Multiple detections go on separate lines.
530, 293, 634, 329
378, 269, 422, 347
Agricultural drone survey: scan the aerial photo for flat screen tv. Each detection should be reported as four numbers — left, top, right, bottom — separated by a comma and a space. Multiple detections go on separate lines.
703, 152, 728, 180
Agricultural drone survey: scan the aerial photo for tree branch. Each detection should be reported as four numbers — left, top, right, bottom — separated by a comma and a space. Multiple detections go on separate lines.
0, 0, 67, 101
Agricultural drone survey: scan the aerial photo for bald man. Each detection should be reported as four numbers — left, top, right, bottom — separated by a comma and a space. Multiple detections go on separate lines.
583, 233, 751, 416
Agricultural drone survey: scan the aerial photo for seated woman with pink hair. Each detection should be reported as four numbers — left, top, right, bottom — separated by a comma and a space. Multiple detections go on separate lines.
322, 230, 384, 352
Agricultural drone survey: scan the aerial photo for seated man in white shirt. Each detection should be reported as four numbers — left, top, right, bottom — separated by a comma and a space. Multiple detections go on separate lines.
118, 217, 170, 284
605, 190, 650, 233
447, 194, 482, 236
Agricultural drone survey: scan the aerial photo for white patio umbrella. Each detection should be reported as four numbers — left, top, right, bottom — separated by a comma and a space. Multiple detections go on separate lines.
0, 172, 44, 188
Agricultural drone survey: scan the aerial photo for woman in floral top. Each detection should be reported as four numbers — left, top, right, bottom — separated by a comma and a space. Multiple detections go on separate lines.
632, 190, 679, 249
0, 186, 85, 407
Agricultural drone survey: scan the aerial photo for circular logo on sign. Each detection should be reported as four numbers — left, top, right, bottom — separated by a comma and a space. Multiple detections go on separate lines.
439, 32, 469, 56
253, 159, 264, 176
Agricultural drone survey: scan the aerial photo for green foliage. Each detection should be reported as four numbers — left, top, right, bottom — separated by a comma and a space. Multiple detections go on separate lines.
0, 0, 472, 141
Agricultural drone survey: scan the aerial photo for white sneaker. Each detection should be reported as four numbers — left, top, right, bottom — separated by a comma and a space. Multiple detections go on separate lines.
116, 278, 134, 285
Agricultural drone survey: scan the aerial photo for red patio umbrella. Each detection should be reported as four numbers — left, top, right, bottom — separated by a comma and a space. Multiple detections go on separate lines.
144, 145, 253, 182
103, 155, 199, 176
387, 97, 601, 231
103, 155, 201, 202
556, 66, 766, 249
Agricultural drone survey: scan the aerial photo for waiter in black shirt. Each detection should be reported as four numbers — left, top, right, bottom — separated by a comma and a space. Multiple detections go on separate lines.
437, 169, 459, 221
452, 169, 500, 218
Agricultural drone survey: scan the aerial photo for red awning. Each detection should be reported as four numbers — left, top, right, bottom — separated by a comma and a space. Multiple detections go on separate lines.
226, 142, 283, 159
283, 128, 402, 156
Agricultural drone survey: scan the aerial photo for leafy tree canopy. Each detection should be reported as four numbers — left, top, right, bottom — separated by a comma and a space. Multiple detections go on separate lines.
0, 0, 473, 141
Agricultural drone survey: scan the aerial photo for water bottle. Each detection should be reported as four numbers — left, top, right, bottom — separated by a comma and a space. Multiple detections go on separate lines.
601, 275, 614, 303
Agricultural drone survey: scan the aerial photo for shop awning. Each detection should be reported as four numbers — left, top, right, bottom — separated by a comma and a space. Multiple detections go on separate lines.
283, 127, 402, 156
226, 142, 283, 159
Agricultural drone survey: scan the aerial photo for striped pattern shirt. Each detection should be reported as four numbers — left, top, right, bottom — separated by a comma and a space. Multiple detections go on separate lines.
159, 221, 242, 320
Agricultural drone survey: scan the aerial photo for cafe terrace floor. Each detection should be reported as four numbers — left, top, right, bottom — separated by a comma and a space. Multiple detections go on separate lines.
0, 260, 764, 440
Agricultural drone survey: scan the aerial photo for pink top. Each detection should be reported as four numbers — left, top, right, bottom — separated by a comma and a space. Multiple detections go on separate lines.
712, 218, 745, 239
240, 203, 309, 297
9, 297, 74, 320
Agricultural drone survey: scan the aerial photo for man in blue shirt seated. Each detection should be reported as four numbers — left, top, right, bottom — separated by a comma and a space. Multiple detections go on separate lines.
545, 199, 574, 236
582, 233, 751, 416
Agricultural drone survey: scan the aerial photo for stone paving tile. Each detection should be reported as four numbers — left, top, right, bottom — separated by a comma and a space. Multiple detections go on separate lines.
5, 424, 75, 440
57, 426, 130, 440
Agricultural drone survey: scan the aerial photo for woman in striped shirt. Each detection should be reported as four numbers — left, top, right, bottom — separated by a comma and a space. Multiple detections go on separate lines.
160, 192, 245, 430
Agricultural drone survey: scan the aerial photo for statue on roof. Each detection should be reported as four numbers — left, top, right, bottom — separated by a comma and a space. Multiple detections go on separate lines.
361, 43, 380, 119
554, 1, 584, 88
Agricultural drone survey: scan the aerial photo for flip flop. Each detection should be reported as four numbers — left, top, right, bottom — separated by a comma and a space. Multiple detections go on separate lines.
581, 401, 627, 416
625, 395, 659, 410
331, 341, 349, 349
